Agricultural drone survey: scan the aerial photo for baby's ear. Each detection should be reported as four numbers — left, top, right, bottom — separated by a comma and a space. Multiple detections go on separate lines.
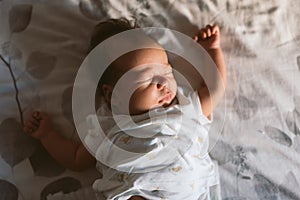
102, 84, 113, 104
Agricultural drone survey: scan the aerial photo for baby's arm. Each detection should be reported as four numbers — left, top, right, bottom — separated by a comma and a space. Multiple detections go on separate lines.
24, 111, 96, 171
194, 24, 227, 118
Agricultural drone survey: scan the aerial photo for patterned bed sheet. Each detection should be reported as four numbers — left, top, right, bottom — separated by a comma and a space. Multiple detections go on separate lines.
0, 0, 300, 199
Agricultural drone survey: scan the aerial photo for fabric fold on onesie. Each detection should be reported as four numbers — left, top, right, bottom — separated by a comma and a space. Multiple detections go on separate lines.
84, 86, 219, 200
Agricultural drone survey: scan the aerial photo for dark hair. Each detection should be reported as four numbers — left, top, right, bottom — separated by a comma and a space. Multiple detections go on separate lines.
89, 18, 138, 95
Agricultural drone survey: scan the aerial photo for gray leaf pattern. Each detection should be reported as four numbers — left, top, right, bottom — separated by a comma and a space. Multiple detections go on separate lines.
1, 41, 22, 60
29, 142, 65, 177
297, 56, 300, 71
225, 0, 281, 47
224, 197, 248, 200
285, 109, 300, 135
0, 118, 37, 167
232, 146, 250, 175
9, 4, 32, 33
221, 28, 257, 58
197, 0, 210, 12
233, 95, 258, 120
262, 126, 292, 147
295, 95, 300, 112
278, 171, 300, 200
26, 51, 57, 79
136, 0, 151, 9
209, 140, 235, 165
139, 14, 168, 28
0, 179, 18, 200
0, 0, 300, 199
79, 0, 105, 20
254, 174, 280, 200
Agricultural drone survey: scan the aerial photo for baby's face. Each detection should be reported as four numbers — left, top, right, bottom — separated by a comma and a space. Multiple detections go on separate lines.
111, 48, 177, 115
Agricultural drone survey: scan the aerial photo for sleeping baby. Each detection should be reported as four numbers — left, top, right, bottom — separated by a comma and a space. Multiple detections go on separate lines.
23, 18, 227, 200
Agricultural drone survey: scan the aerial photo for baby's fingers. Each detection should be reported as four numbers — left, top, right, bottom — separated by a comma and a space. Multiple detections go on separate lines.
197, 25, 214, 40
205, 25, 212, 37
198, 29, 207, 40
195, 24, 221, 49
211, 24, 220, 35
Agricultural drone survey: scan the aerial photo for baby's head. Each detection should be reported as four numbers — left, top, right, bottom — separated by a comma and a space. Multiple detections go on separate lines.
90, 18, 177, 115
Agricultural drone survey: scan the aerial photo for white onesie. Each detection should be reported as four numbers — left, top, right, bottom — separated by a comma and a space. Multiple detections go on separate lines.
84, 86, 220, 200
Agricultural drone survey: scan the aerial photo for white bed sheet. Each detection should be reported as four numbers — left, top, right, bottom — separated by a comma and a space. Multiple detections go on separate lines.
1, 0, 300, 199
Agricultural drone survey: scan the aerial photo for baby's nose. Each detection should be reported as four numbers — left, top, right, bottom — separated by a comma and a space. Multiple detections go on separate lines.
155, 76, 167, 90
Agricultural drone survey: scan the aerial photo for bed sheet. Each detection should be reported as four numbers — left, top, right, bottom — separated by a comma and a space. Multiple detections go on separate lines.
1, 0, 300, 199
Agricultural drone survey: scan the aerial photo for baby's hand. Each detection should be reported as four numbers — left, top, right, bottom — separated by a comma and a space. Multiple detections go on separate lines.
23, 111, 52, 140
194, 24, 220, 50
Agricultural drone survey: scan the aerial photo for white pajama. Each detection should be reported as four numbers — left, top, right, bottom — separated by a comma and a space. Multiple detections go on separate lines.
84, 86, 219, 200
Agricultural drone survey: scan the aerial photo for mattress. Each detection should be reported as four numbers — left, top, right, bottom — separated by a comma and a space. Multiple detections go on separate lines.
0, 0, 300, 199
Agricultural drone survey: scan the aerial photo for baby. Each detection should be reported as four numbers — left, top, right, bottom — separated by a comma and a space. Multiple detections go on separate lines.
24, 18, 226, 200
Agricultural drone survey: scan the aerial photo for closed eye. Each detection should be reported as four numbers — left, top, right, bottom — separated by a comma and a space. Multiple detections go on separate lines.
165, 70, 173, 75
163, 70, 173, 77
136, 74, 154, 84
135, 65, 173, 84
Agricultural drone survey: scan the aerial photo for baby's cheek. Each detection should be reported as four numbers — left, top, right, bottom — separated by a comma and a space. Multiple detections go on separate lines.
129, 90, 147, 113
131, 88, 157, 111
169, 79, 178, 93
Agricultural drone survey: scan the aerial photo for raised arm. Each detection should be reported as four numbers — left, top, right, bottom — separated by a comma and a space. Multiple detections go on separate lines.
24, 111, 96, 171
194, 24, 227, 118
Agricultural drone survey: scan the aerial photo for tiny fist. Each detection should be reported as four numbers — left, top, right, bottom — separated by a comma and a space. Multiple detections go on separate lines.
194, 24, 221, 50
201, 31, 207, 39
